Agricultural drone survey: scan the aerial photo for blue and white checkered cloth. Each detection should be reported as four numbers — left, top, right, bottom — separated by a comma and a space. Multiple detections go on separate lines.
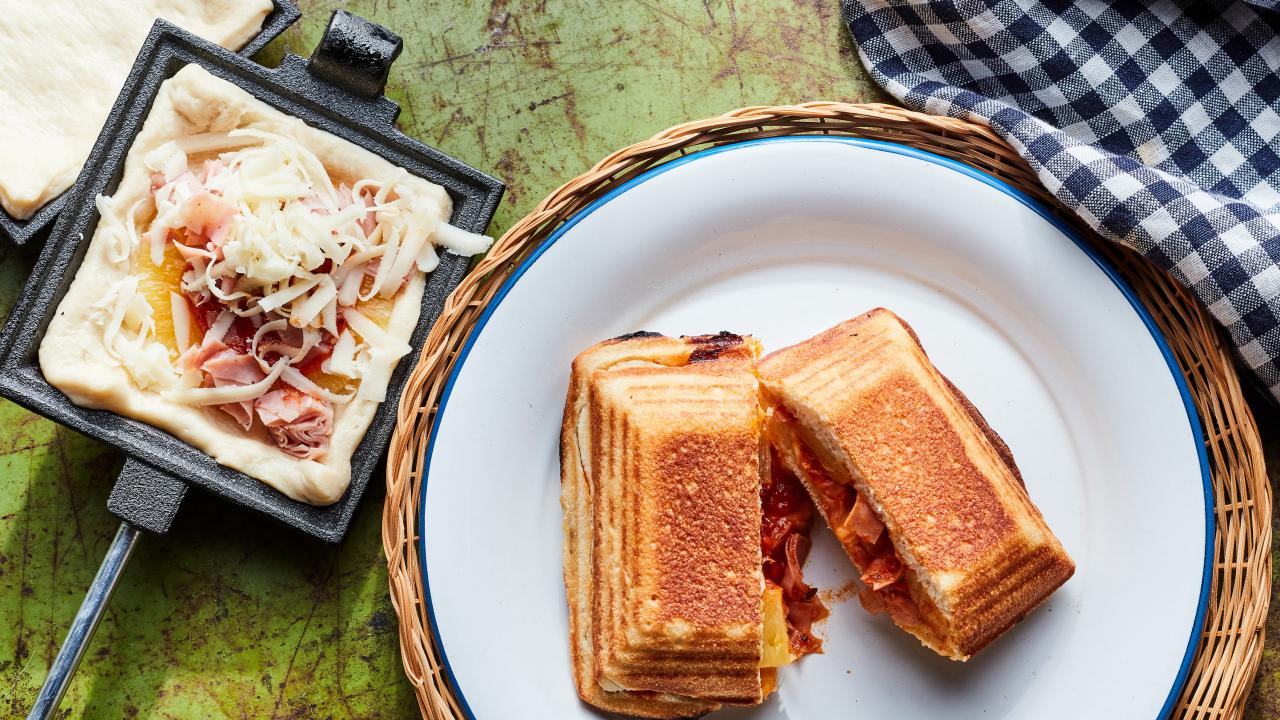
843, 0, 1280, 400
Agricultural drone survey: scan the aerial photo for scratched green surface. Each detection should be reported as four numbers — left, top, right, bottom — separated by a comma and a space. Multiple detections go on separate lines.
0, 1, 1275, 718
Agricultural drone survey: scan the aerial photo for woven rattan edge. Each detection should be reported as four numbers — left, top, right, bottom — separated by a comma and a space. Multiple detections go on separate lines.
382, 101, 1272, 720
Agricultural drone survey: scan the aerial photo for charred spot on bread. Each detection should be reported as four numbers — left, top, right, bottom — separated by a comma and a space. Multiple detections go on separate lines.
609, 330, 663, 342
686, 332, 745, 363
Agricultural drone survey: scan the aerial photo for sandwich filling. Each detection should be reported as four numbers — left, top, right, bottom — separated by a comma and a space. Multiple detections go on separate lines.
760, 450, 827, 662
95, 130, 489, 459
752, 308, 1077, 661
767, 407, 927, 634
130, 129, 486, 457
39, 65, 491, 505
562, 334, 828, 716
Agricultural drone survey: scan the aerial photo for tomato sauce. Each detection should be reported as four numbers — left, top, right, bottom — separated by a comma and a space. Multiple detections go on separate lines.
761, 452, 827, 657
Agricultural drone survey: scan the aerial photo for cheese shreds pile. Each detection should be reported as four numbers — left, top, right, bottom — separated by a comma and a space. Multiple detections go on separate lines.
89, 129, 490, 460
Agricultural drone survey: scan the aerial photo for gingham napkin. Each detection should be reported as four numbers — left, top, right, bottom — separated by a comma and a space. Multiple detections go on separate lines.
842, 0, 1280, 400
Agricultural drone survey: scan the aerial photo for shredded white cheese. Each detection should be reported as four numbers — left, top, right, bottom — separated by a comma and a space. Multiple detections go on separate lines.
89, 277, 174, 390
322, 330, 359, 378
280, 366, 353, 405
206, 311, 234, 344
167, 359, 288, 406
170, 292, 193, 355
121, 126, 493, 414
342, 308, 411, 402
434, 222, 495, 256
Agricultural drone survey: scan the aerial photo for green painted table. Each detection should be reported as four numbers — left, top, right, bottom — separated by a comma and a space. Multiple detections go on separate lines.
0, 2, 1275, 717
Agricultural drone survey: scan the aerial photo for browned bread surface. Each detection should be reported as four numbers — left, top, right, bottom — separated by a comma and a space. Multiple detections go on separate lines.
757, 308, 1074, 660
562, 332, 766, 716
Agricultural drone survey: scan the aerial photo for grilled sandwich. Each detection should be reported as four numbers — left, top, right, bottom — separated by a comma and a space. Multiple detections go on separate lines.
756, 308, 1075, 661
561, 331, 824, 719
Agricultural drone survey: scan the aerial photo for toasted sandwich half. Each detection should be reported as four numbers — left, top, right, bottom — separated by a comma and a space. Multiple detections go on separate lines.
562, 331, 823, 719
756, 309, 1075, 661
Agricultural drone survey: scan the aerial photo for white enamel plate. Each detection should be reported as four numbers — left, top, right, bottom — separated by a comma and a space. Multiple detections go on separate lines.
419, 138, 1211, 719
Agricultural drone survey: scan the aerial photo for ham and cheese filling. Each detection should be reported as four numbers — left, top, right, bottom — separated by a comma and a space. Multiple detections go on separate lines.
768, 409, 924, 632
760, 450, 828, 661
101, 129, 492, 460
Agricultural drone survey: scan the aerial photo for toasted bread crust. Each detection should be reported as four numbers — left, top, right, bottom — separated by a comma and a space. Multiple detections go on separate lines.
941, 373, 1024, 491
757, 308, 1074, 660
894, 321, 1023, 488
561, 332, 766, 715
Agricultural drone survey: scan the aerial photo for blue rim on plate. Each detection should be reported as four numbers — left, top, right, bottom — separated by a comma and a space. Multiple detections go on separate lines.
415, 136, 1214, 720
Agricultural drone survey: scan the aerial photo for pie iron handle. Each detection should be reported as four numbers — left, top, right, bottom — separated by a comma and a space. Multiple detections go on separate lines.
27, 458, 184, 720
307, 10, 403, 102
107, 456, 188, 533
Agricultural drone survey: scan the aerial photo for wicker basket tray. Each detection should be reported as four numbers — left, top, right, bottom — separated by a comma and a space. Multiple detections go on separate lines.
381, 103, 1272, 720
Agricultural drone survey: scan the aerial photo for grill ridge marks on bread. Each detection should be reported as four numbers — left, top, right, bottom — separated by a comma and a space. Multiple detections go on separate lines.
561, 332, 770, 718
756, 308, 1074, 660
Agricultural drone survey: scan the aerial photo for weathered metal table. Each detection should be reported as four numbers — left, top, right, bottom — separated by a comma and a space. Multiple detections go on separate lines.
1, 1, 1276, 717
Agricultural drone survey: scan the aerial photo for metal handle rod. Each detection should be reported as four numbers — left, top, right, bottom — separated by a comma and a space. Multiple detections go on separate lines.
27, 522, 140, 720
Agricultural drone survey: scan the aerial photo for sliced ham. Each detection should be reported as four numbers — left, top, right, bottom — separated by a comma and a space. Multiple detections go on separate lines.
861, 582, 921, 630
202, 348, 265, 430
884, 589, 924, 630
849, 494, 885, 544
218, 275, 239, 297
760, 462, 813, 558
253, 322, 308, 364
779, 533, 814, 601
180, 191, 236, 246
357, 190, 376, 236
785, 593, 827, 656
861, 555, 904, 591
779, 425, 927, 639
215, 397, 252, 431
858, 587, 887, 615
182, 335, 228, 373
204, 349, 266, 385
794, 443, 855, 526
759, 454, 826, 660
255, 387, 333, 460
847, 539, 873, 570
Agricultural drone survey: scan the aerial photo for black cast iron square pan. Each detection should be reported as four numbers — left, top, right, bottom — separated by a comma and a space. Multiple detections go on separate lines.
0, 0, 301, 246
0, 12, 504, 542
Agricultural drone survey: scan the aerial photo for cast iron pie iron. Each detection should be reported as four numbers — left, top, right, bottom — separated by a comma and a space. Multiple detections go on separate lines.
0, 0, 301, 246
0, 11, 504, 719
